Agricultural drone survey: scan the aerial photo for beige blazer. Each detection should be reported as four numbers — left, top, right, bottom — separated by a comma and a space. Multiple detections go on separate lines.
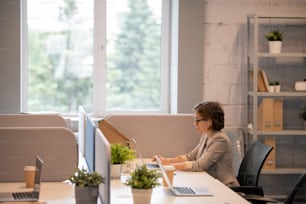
183, 131, 239, 187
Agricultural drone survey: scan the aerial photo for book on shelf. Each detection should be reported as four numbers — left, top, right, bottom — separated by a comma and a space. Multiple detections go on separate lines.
260, 70, 269, 92
250, 70, 269, 92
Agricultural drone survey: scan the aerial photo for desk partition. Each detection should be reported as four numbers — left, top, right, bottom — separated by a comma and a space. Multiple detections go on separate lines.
95, 128, 111, 204
0, 114, 67, 127
0, 127, 78, 182
103, 114, 200, 158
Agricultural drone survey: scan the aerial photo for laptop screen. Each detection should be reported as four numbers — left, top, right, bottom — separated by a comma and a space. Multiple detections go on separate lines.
33, 156, 43, 192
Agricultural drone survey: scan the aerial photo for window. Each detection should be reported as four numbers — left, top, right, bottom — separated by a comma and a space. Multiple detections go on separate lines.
22, 0, 170, 115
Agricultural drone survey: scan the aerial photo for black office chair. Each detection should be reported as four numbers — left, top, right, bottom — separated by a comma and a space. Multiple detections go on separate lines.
237, 141, 273, 186
283, 170, 306, 204
231, 141, 274, 203
246, 170, 306, 204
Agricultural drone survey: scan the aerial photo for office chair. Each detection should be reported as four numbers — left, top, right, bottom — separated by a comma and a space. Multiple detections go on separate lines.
283, 170, 306, 204
231, 141, 274, 203
237, 141, 273, 186
246, 170, 306, 204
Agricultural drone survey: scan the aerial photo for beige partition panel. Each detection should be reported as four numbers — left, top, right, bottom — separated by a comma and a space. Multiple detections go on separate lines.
104, 114, 200, 158
0, 114, 67, 127
0, 127, 78, 182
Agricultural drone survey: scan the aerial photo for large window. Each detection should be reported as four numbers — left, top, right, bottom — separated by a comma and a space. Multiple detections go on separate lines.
22, 0, 170, 115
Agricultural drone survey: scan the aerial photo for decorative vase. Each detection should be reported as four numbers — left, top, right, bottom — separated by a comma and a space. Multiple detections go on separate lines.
131, 188, 153, 204
75, 186, 99, 204
269, 41, 282, 53
111, 164, 122, 179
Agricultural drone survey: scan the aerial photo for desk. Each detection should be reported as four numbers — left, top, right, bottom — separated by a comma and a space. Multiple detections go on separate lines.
0, 172, 249, 204
0, 182, 74, 204
112, 171, 249, 204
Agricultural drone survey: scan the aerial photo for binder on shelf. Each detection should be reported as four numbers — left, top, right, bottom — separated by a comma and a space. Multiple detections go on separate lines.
258, 98, 274, 131
263, 136, 276, 170
257, 98, 283, 131
273, 99, 283, 131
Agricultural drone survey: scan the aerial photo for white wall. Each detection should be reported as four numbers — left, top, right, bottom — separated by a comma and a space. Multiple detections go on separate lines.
172, 0, 204, 113
0, 0, 20, 113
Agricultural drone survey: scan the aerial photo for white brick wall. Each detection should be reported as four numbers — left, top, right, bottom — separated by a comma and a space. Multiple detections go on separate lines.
202, 0, 306, 128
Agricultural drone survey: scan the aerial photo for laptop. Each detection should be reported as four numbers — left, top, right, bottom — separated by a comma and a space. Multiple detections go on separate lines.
0, 156, 43, 202
155, 157, 213, 196
130, 138, 159, 169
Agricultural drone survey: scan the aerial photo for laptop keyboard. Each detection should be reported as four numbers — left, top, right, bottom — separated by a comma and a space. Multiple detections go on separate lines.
146, 163, 159, 169
174, 187, 196, 194
12, 192, 32, 200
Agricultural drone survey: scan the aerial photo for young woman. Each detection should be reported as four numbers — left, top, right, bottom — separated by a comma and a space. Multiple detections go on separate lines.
154, 101, 239, 187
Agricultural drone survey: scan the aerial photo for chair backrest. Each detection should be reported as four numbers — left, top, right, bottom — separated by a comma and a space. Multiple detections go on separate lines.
237, 141, 273, 186
284, 170, 306, 204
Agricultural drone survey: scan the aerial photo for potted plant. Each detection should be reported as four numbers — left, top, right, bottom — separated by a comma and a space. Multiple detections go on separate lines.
69, 168, 104, 204
124, 165, 161, 204
268, 81, 275, 93
111, 143, 135, 178
265, 29, 283, 53
274, 81, 281, 92
299, 101, 306, 130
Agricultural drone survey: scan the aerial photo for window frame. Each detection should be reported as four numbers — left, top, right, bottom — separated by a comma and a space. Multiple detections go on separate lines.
21, 0, 171, 116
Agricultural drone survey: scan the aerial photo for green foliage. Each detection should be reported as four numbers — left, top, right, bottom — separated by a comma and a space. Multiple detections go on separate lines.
111, 143, 135, 164
107, 0, 161, 110
27, 0, 162, 113
299, 101, 306, 121
124, 165, 161, 189
269, 81, 280, 86
27, 0, 93, 113
265, 29, 283, 41
69, 168, 104, 187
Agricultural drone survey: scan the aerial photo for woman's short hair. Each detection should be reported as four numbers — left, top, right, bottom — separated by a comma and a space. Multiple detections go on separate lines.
193, 101, 224, 131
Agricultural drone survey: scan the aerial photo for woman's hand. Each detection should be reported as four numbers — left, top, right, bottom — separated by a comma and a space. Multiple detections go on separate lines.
151, 155, 171, 165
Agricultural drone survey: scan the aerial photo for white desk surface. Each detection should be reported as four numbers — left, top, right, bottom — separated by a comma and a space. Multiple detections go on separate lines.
0, 182, 74, 204
0, 172, 249, 204
113, 170, 249, 204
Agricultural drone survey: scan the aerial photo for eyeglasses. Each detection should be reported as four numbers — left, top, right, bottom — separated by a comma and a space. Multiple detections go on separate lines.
193, 118, 207, 123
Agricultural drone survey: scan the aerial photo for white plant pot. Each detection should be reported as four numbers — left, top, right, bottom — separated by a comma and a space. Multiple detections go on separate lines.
269, 41, 282, 53
268, 86, 274, 93
274, 85, 281, 92
111, 164, 122, 179
131, 188, 153, 204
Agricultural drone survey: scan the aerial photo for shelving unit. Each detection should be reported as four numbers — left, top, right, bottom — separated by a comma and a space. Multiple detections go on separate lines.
247, 13, 306, 198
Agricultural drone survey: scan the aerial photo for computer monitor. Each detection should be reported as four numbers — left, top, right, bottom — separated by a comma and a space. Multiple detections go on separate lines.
85, 115, 96, 172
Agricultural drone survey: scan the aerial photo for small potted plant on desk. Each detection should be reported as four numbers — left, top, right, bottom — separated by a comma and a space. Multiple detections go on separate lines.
124, 165, 161, 204
69, 168, 104, 204
265, 29, 283, 53
111, 143, 135, 178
